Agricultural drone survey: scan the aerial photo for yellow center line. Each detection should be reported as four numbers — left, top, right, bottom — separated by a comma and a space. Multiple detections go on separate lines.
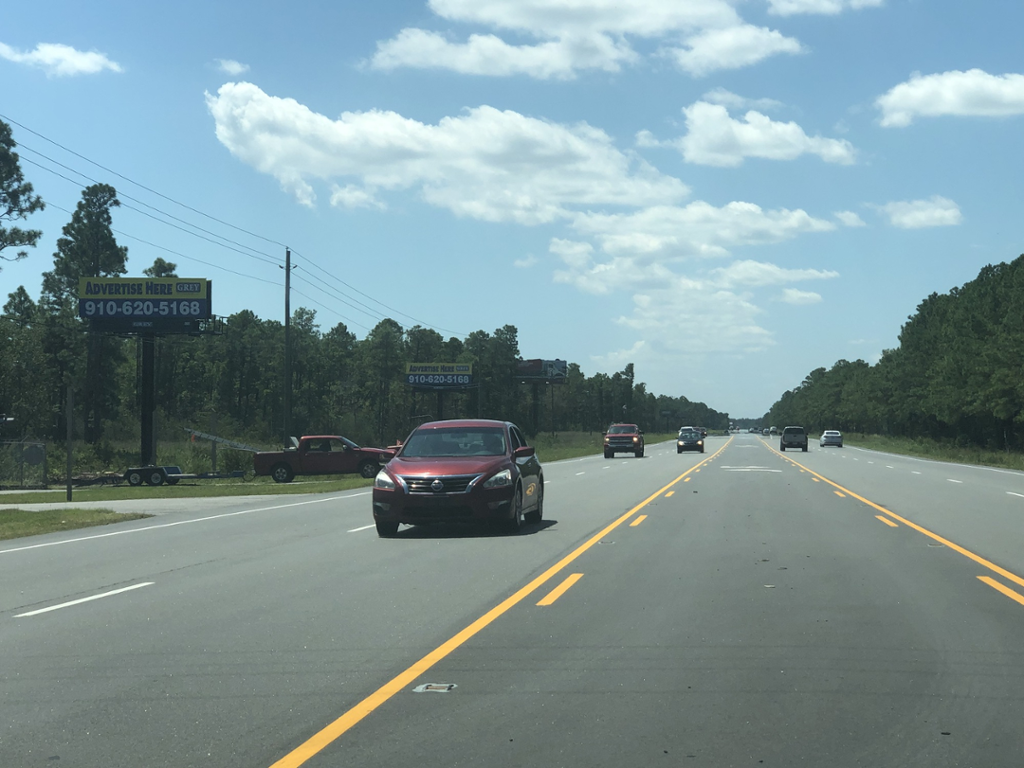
760, 443, 1024, 591
536, 573, 584, 606
269, 438, 732, 767
978, 576, 1024, 607
875, 515, 898, 528
630, 514, 648, 527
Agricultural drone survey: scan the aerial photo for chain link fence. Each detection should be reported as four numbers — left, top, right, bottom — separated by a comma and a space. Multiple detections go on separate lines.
0, 441, 48, 489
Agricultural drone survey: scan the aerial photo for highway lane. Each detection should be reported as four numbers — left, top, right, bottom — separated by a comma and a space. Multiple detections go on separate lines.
0, 440, 705, 767
766, 437, 1024, 580
4, 435, 1024, 766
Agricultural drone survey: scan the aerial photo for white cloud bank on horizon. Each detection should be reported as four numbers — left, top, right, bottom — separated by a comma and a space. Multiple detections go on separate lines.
369, 0, 802, 79
879, 196, 962, 228
638, 101, 855, 166
0, 41, 121, 76
877, 69, 1024, 127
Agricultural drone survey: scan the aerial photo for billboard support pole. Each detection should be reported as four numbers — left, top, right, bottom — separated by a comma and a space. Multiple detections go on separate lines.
140, 333, 156, 466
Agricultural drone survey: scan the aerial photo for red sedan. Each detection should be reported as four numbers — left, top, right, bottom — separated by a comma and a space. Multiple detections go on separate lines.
371, 419, 544, 537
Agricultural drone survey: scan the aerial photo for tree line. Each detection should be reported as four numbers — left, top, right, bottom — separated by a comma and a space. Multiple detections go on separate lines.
766, 254, 1024, 451
0, 121, 729, 455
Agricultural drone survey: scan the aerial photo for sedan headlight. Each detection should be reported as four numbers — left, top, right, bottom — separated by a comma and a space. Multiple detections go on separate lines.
697, 440, 703, 446
483, 469, 512, 489
677, 440, 684, 445
374, 470, 395, 490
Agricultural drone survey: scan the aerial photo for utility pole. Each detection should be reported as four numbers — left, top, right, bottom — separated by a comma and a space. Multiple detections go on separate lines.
283, 247, 292, 446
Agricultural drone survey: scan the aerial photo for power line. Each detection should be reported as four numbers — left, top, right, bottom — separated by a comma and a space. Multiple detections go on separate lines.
8, 113, 467, 339
1, 110, 290, 250
292, 251, 468, 337
20, 153, 281, 268
290, 286, 372, 333
45, 201, 280, 286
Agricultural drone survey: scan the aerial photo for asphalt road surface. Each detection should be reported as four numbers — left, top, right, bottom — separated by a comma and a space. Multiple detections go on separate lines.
3, 433, 1024, 767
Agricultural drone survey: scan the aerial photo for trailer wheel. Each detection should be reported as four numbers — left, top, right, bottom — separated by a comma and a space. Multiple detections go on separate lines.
127, 470, 144, 486
146, 469, 165, 486
271, 463, 294, 483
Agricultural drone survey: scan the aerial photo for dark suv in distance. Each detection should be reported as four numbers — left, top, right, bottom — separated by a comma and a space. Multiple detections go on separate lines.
604, 423, 644, 458
780, 426, 808, 452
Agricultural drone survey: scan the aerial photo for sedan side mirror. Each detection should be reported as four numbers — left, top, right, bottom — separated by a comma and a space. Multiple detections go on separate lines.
513, 446, 536, 459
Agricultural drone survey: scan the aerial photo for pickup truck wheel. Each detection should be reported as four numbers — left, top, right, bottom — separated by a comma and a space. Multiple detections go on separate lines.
780, 445, 785, 451
375, 520, 399, 537
358, 460, 380, 479
603, 449, 612, 459
802, 446, 808, 452
635, 447, 644, 458
270, 463, 294, 483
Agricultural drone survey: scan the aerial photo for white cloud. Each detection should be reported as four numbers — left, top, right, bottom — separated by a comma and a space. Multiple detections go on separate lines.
370, 1, 800, 78
768, 0, 883, 16
370, 29, 636, 80
329, 184, 385, 210
662, 101, 855, 166
663, 24, 803, 77
700, 87, 782, 112
877, 69, 1024, 127
216, 59, 250, 76
205, 82, 687, 222
780, 288, 823, 304
0, 42, 122, 76
513, 255, 539, 268
835, 210, 866, 227
879, 196, 962, 229
710, 260, 838, 288
571, 202, 834, 262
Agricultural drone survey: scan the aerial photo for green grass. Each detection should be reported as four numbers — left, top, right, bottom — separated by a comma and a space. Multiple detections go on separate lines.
0, 508, 153, 541
840, 433, 1024, 472
0, 475, 374, 506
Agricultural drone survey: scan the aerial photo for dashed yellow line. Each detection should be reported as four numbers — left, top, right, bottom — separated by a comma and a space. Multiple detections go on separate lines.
875, 515, 898, 528
630, 515, 647, 527
537, 573, 584, 606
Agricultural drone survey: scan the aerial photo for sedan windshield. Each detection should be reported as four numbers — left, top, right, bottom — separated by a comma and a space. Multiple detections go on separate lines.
679, 431, 700, 439
401, 427, 507, 457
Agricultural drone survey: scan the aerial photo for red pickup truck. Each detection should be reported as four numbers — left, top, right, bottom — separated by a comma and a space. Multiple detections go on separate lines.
253, 435, 395, 483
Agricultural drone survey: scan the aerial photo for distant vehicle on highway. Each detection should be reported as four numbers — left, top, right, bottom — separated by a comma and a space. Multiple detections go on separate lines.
254, 435, 394, 483
677, 428, 704, 454
820, 430, 844, 447
769, 426, 778, 435
604, 423, 645, 458
762, 428, 770, 436
780, 426, 808, 452
371, 419, 543, 537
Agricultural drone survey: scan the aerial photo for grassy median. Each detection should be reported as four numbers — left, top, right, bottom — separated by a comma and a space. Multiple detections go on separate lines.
842, 433, 1024, 472
0, 508, 153, 541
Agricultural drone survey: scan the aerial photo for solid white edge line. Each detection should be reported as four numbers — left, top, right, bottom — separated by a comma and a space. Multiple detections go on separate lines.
1008, 492, 1024, 499
0, 496, 347, 556
947, 479, 963, 484
16, 582, 154, 617
347, 524, 376, 533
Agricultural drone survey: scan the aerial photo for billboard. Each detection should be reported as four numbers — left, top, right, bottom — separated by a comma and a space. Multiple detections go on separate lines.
78, 278, 211, 323
405, 362, 473, 388
517, 359, 568, 383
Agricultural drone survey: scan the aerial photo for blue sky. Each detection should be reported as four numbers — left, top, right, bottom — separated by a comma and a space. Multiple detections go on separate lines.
3, 0, 1023, 417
